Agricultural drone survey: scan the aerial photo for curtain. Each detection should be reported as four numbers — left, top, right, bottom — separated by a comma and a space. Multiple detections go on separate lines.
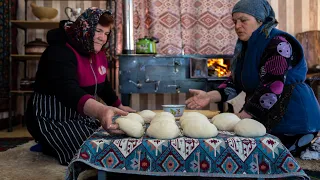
115, 0, 238, 55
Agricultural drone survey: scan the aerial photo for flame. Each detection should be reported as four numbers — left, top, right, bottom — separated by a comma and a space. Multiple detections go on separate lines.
207, 58, 229, 77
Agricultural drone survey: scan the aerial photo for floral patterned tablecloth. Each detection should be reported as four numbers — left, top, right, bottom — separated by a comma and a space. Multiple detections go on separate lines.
66, 128, 309, 180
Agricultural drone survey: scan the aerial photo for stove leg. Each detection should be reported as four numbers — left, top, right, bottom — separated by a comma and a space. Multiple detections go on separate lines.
218, 102, 224, 112
121, 94, 131, 106
217, 102, 234, 113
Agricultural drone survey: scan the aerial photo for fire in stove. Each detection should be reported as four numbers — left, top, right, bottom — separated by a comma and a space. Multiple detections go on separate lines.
207, 58, 231, 78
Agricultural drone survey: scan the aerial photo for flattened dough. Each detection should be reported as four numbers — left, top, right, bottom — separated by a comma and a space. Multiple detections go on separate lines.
234, 118, 266, 137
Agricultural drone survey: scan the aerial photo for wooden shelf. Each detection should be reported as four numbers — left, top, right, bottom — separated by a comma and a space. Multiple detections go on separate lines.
11, 54, 41, 61
10, 90, 34, 94
11, 20, 59, 29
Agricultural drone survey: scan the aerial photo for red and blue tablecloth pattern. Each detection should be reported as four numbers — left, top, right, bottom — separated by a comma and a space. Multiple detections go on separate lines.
66, 128, 309, 180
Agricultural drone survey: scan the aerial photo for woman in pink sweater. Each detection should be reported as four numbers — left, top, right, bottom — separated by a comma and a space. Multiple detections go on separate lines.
26, 7, 135, 165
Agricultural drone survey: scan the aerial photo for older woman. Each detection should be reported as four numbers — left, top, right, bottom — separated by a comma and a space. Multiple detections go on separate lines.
26, 7, 135, 165
186, 0, 320, 156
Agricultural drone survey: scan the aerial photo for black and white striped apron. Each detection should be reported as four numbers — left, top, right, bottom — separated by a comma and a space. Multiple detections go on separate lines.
30, 92, 100, 165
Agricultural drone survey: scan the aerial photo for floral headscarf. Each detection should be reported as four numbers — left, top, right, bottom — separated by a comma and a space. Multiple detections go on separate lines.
64, 7, 111, 54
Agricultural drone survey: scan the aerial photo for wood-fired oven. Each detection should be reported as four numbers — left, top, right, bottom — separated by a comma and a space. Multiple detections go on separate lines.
119, 54, 233, 107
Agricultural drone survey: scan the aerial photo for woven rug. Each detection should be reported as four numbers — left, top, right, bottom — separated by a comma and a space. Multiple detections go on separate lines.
0, 137, 34, 151
0, 141, 66, 180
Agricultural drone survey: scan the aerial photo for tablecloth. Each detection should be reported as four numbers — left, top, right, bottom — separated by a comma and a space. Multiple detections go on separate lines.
66, 128, 309, 180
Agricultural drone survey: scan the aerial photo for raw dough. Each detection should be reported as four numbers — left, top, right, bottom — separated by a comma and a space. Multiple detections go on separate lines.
146, 121, 181, 139
150, 115, 175, 125
154, 112, 175, 119
115, 117, 144, 138
183, 121, 218, 138
234, 118, 266, 137
122, 113, 145, 125
180, 115, 209, 129
211, 113, 241, 131
138, 110, 156, 123
180, 112, 207, 124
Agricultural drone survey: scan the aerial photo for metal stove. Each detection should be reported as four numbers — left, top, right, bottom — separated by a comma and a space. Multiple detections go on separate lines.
119, 54, 233, 108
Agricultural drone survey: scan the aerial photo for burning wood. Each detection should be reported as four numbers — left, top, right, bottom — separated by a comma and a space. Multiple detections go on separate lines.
207, 58, 230, 77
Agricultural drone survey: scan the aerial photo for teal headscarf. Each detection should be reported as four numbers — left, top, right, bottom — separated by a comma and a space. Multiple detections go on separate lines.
231, 0, 278, 76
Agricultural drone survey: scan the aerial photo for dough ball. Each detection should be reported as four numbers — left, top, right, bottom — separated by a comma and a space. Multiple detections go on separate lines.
122, 113, 145, 125
115, 117, 144, 138
146, 121, 181, 139
138, 110, 156, 123
211, 113, 240, 131
150, 115, 175, 125
180, 115, 209, 129
180, 112, 207, 124
154, 112, 175, 119
234, 118, 266, 137
183, 121, 218, 138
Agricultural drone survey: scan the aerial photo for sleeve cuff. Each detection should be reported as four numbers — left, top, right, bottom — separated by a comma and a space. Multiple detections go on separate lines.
112, 98, 121, 107
242, 102, 265, 119
77, 94, 95, 116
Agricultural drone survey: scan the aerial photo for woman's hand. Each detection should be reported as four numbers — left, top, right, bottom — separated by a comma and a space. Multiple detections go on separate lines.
235, 110, 252, 119
185, 89, 211, 109
118, 104, 136, 113
99, 106, 128, 134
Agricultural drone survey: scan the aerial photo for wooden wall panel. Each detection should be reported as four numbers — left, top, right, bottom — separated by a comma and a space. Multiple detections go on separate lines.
270, 0, 320, 35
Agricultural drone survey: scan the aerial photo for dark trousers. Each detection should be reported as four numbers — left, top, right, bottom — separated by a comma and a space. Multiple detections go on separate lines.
272, 132, 318, 156
25, 97, 60, 162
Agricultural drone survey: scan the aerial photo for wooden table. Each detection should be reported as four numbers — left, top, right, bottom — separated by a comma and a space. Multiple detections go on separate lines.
151, 110, 220, 120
